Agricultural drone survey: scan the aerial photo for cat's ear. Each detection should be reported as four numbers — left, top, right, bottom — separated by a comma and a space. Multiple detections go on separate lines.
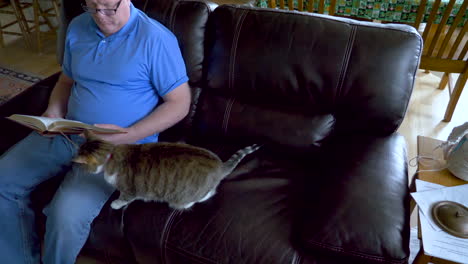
72, 156, 87, 164
72, 155, 97, 164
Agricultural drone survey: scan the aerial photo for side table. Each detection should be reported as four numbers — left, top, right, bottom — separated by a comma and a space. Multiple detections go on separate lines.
411, 136, 467, 264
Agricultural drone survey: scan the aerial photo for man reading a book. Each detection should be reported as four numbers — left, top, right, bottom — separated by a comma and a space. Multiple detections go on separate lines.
0, 0, 191, 263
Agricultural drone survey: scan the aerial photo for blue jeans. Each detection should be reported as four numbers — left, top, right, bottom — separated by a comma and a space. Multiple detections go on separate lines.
0, 132, 116, 264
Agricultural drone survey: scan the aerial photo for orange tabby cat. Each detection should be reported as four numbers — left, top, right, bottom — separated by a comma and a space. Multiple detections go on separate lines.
73, 131, 260, 210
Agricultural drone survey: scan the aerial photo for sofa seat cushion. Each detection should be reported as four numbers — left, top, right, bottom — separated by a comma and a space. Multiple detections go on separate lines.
124, 150, 307, 263
299, 134, 410, 264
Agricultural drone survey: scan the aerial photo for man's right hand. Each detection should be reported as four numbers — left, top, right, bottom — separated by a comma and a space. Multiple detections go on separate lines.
42, 73, 74, 119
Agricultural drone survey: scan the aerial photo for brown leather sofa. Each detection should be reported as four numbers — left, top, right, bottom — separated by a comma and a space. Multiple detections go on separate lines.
0, 0, 422, 263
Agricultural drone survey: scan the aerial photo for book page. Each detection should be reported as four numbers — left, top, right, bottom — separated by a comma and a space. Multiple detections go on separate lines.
49, 120, 91, 130
50, 121, 123, 134
6, 114, 83, 129
7, 114, 124, 134
35, 116, 84, 129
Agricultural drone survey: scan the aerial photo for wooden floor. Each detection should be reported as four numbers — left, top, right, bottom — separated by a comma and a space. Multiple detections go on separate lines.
0, 1, 61, 77
398, 71, 468, 177
0, 34, 60, 77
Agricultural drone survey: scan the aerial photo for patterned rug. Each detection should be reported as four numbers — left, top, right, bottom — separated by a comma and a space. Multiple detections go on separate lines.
0, 66, 42, 106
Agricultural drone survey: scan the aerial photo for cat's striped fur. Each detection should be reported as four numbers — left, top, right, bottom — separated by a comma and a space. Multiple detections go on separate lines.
73, 131, 260, 210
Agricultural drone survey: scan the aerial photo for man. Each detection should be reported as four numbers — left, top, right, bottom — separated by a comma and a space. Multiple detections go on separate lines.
0, 0, 191, 263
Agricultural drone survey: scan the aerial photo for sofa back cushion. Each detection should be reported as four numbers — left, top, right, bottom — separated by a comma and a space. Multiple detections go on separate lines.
143, 0, 215, 86
193, 5, 421, 148
193, 92, 336, 153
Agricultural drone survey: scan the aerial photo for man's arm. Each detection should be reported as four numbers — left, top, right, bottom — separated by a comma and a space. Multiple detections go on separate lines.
43, 73, 74, 118
95, 82, 191, 144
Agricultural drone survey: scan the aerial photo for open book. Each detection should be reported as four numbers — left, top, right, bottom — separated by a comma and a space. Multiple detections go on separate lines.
6, 114, 125, 135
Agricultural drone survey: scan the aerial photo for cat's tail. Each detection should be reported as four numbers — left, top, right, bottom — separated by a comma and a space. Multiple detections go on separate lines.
221, 144, 261, 178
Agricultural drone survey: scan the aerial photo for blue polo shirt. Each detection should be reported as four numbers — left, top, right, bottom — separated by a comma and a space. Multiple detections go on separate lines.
62, 3, 188, 143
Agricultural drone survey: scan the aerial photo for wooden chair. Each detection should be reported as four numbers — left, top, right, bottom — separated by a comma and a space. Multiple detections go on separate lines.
32, 0, 60, 52
0, 0, 33, 48
268, 0, 337, 15
0, 0, 59, 52
412, 0, 468, 122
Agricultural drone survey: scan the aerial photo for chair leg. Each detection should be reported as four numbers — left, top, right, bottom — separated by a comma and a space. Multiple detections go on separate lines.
32, 0, 60, 53
438, 72, 449, 90
443, 70, 468, 122
0, 19, 4, 48
413, 249, 431, 264
409, 172, 418, 213
9, 0, 33, 49
39, 5, 55, 30
52, 0, 60, 22
33, 0, 41, 52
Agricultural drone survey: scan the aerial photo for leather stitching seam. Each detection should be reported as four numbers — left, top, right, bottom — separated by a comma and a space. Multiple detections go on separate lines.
307, 240, 408, 264
169, 2, 179, 31
229, 9, 247, 91
161, 210, 180, 264
292, 253, 302, 264
335, 25, 356, 99
222, 97, 235, 135
166, 241, 218, 264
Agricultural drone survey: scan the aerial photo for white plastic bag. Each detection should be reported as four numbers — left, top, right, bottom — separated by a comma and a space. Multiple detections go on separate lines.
443, 122, 468, 181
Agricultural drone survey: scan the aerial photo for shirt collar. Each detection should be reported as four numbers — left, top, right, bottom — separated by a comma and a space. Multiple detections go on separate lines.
91, 2, 138, 39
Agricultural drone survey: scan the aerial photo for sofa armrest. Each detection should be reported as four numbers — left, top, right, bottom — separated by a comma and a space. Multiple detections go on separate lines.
0, 72, 60, 154
299, 133, 410, 264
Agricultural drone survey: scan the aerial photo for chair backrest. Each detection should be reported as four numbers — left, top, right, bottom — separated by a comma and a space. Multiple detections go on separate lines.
413, 0, 468, 73
268, 0, 336, 15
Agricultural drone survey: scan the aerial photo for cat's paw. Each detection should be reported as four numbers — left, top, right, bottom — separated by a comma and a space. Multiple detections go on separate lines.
198, 190, 215, 203
171, 202, 195, 210
111, 199, 128, 210
181, 202, 195, 209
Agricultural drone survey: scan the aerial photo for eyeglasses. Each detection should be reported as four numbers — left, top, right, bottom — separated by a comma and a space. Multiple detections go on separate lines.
82, 0, 122, 16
